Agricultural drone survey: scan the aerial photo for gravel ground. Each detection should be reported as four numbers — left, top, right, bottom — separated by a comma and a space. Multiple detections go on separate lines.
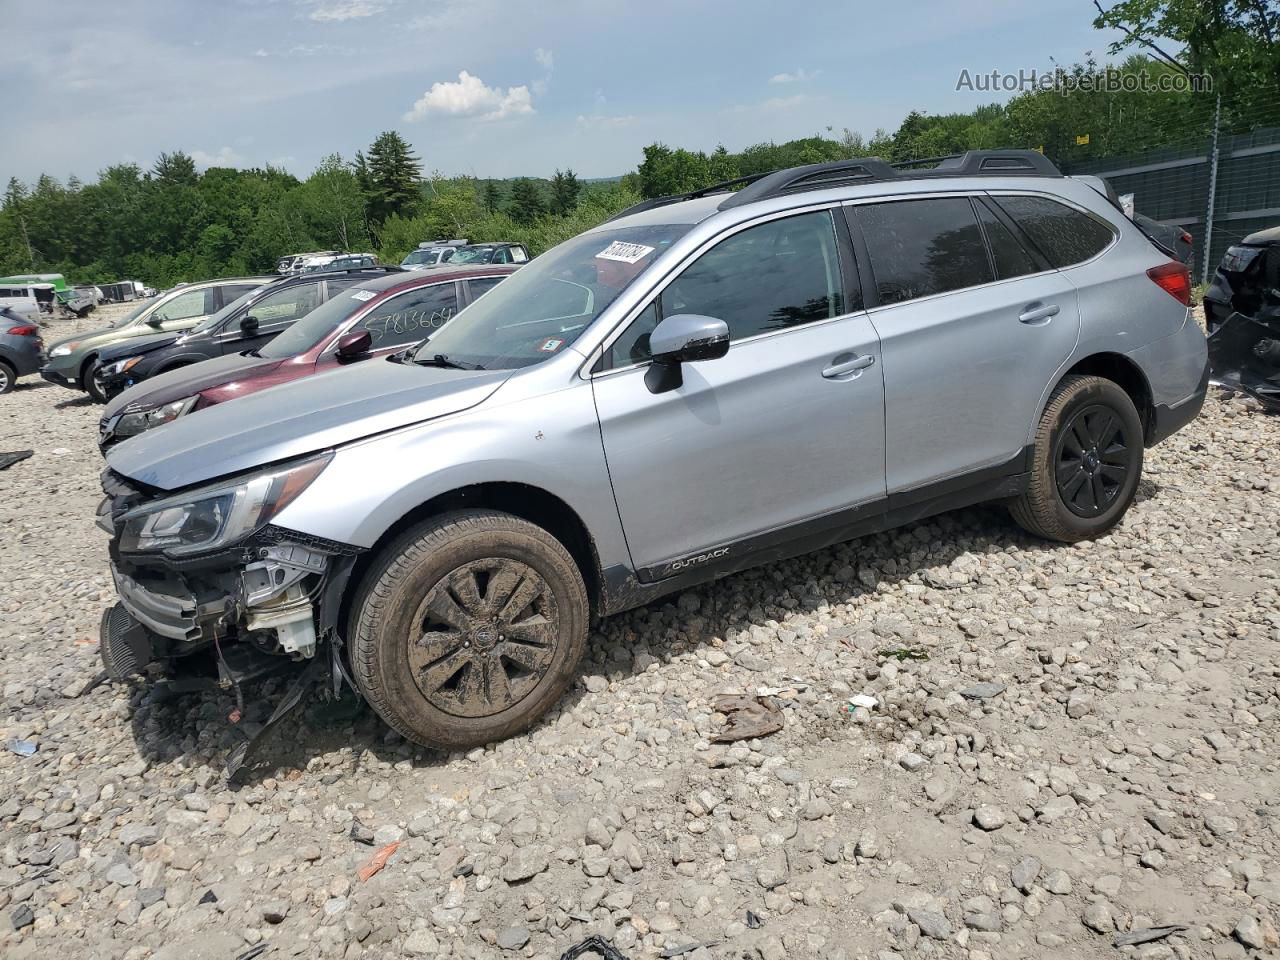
2, 304, 1279, 960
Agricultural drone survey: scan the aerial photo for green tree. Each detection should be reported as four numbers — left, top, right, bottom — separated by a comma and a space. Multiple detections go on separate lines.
509, 178, 546, 224
365, 131, 422, 225
152, 151, 198, 186
483, 180, 504, 213
549, 169, 581, 215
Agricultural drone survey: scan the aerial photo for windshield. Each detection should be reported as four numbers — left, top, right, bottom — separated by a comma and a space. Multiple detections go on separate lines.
188, 287, 264, 335
117, 296, 159, 327
448, 247, 496, 264
257, 285, 365, 359
412, 224, 690, 370
402, 249, 440, 266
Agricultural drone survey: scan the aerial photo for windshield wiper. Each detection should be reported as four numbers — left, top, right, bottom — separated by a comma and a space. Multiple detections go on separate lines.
417, 353, 483, 370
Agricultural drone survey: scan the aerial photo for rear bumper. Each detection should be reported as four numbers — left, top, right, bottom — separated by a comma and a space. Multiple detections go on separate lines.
1148, 359, 1209, 446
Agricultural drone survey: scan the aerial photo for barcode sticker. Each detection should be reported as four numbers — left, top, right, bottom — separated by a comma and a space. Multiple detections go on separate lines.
595, 241, 655, 264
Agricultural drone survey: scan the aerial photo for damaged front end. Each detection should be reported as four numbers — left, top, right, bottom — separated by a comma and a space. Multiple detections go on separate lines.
97, 456, 363, 776
1206, 227, 1280, 411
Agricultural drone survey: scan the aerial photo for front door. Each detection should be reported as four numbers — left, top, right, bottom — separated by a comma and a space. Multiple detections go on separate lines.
220, 280, 323, 355
592, 208, 886, 576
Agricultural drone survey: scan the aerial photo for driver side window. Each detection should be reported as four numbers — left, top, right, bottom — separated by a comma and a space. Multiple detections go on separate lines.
608, 209, 847, 368
154, 289, 213, 323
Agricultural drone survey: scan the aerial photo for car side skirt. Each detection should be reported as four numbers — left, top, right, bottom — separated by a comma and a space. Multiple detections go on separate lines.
599, 447, 1031, 618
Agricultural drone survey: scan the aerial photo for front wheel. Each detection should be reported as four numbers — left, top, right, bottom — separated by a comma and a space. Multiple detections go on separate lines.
0, 361, 15, 395
351, 509, 589, 750
83, 359, 108, 403
1009, 374, 1144, 542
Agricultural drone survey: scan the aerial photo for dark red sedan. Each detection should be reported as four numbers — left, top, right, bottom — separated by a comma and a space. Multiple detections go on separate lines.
98, 265, 518, 450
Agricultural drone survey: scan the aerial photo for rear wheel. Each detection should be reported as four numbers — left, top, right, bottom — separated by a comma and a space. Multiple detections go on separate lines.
0, 361, 15, 395
351, 509, 589, 749
1009, 374, 1143, 542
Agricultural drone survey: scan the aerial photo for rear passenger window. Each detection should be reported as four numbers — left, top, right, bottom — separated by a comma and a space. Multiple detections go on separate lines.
993, 195, 1115, 268
857, 198, 992, 304
975, 201, 1039, 280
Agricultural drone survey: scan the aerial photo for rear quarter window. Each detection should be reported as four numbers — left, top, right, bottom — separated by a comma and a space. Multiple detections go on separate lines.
994, 195, 1116, 268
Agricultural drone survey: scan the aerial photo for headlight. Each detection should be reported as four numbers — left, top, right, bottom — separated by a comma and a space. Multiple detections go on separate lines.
49, 343, 77, 358
117, 454, 331, 557
102, 355, 144, 377
114, 396, 197, 438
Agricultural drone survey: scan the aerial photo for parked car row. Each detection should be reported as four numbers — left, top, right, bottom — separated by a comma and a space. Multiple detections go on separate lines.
400, 241, 529, 270
77, 151, 1208, 775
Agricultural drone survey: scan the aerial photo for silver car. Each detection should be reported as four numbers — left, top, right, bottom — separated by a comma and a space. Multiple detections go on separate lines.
98, 150, 1208, 766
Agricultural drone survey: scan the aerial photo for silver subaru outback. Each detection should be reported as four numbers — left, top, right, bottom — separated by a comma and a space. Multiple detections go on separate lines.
98, 150, 1207, 767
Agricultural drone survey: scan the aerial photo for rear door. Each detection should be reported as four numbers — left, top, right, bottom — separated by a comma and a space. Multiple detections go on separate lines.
150, 288, 216, 331
592, 207, 886, 576
851, 194, 1083, 494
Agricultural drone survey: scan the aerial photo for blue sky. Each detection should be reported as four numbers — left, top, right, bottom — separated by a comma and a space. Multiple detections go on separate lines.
3, 0, 1128, 184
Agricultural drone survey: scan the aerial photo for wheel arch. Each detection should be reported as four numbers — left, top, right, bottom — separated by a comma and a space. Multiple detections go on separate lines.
1047, 352, 1155, 443
339, 482, 605, 637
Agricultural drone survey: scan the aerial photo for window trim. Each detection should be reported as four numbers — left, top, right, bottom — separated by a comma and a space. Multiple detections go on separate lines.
589, 203, 861, 379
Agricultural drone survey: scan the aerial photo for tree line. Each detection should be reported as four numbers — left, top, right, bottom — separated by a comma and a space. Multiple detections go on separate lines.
2, 0, 1275, 288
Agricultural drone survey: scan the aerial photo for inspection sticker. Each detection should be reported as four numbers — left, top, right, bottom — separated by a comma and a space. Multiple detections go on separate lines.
350, 290, 377, 301
595, 241, 655, 264
538, 337, 565, 353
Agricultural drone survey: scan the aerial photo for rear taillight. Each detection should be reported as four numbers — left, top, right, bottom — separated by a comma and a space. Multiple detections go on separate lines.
1179, 230, 1192, 247
1147, 261, 1191, 306
8, 325, 38, 337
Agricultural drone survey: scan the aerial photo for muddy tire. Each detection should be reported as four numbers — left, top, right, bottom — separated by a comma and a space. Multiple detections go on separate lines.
1009, 374, 1143, 542
350, 509, 589, 750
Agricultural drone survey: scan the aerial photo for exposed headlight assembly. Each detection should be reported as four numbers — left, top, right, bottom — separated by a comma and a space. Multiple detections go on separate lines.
114, 396, 198, 438
49, 342, 77, 357
117, 454, 331, 557
101, 355, 144, 377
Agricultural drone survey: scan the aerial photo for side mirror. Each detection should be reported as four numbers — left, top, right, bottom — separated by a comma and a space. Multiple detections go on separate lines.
146, 316, 164, 327
644, 313, 729, 394
239, 315, 260, 336
336, 329, 372, 358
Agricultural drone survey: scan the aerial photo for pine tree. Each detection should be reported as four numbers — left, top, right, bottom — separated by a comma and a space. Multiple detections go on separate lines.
365, 132, 422, 225
509, 178, 546, 225
152, 151, 198, 185
483, 180, 504, 213
549, 169, 581, 215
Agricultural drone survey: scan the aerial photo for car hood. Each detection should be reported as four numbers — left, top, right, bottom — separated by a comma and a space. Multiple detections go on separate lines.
104, 352, 283, 418
107, 357, 512, 491
96, 330, 185, 363
47, 322, 154, 354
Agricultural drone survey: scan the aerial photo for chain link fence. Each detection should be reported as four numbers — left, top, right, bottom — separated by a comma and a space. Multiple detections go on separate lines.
1062, 91, 1280, 283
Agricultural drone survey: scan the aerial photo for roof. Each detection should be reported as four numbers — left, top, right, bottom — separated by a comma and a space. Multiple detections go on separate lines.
1242, 225, 1280, 246
343, 263, 520, 294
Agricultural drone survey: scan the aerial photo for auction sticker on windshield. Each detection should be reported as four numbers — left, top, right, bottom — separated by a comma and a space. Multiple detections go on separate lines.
351, 290, 376, 301
538, 337, 565, 353
595, 241, 655, 264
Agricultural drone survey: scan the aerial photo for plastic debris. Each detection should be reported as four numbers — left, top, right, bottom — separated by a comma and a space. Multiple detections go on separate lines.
5, 739, 36, 757
198, 889, 217, 905
959, 682, 1007, 700
661, 942, 715, 958
356, 841, 400, 882
848, 694, 878, 709
559, 935, 630, 960
711, 694, 784, 742
349, 821, 375, 845
0, 451, 33, 472
235, 945, 269, 960
1112, 925, 1188, 947
745, 910, 764, 929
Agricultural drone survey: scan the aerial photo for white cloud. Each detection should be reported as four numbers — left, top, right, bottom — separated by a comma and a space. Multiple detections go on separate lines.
253, 48, 269, 57
403, 70, 534, 122
534, 47, 554, 70
308, 0, 387, 22
191, 146, 246, 169
576, 114, 636, 129
769, 68, 820, 84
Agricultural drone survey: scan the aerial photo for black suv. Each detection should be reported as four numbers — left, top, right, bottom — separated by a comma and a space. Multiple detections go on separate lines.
95, 265, 404, 398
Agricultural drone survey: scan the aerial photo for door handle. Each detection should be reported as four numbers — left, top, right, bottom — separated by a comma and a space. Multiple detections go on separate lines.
1018, 303, 1060, 324
822, 353, 875, 379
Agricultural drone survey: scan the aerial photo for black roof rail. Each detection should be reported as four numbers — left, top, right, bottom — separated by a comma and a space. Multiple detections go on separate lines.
608, 150, 1061, 223
718, 149, 1060, 210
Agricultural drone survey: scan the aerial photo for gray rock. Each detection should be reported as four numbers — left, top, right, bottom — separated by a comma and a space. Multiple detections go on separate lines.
11, 904, 34, 930
502, 846, 550, 883
497, 926, 530, 950
1082, 901, 1114, 933
104, 862, 138, 887
1012, 856, 1041, 892
899, 753, 927, 772
261, 900, 289, 924
1234, 916, 1264, 950
973, 806, 1006, 831
757, 849, 789, 890
404, 929, 441, 956
907, 906, 953, 940
1066, 693, 1094, 719
1044, 869, 1073, 895
959, 682, 1006, 700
